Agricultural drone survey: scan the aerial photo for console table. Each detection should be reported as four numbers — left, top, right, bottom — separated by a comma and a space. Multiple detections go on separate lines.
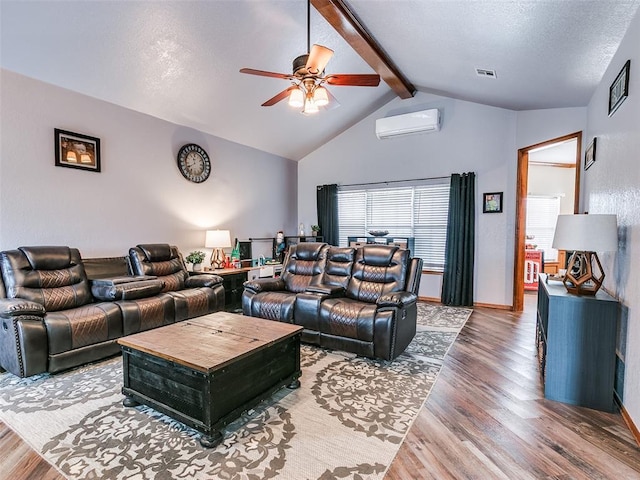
536, 274, 618, 412
347, 236, 415, 254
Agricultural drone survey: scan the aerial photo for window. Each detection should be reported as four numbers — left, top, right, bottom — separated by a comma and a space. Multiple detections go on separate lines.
526, 195, 561, 261
337, 179, 450, 271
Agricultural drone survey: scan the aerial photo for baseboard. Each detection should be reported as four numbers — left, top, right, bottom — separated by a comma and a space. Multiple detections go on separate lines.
619, 402, 640, 447
474, 302, 512, 310
417, 297, 511, 311
418, 296, 441, 303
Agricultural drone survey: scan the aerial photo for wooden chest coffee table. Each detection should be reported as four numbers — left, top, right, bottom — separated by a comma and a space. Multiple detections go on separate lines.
117, 312, 303, 447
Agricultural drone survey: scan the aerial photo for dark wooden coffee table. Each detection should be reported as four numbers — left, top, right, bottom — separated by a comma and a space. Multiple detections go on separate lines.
117, 312, 303, 447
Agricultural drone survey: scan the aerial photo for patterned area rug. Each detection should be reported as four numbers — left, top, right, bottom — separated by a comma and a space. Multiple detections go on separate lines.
0, 303, 471, 480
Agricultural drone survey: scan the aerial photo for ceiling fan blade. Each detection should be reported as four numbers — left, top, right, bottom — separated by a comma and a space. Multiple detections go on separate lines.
306, 44, 334, 75
240, 68, 293, 80
262, 86, 297, 107
325, 74, 381, 87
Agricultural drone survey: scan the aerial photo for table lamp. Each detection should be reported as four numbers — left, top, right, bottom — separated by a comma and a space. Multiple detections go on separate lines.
551, 214, 618, 295
205, 230, 231, 269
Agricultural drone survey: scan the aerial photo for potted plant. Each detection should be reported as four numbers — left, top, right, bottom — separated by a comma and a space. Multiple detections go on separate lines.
311, 225, 320, 236
185, 251, 206, 272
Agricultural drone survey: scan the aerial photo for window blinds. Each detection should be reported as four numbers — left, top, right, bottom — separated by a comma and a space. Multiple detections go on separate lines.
337, 180, 450, 270
526, 195, 561, 261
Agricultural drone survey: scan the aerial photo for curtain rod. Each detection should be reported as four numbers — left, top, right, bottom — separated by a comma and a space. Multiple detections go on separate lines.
339, 175, 450, 188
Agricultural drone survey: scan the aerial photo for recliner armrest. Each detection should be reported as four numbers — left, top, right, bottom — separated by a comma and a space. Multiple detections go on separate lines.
377, 292, 418, 309
91, 279, 166, 301
185, 274, 224, 288
305, 284, 345, 297
243, 277, 286, 294
0, 298, 46, 318
0, 313, 48, 377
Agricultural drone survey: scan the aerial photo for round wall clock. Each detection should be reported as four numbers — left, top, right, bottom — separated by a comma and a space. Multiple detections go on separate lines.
177, 143, 211, 183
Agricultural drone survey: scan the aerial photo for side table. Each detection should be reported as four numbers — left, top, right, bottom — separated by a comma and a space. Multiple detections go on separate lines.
537, 274, 618, 412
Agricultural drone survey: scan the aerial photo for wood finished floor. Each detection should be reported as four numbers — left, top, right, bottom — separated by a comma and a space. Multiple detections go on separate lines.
1, 294, 639, 479
386, 294, 640, 480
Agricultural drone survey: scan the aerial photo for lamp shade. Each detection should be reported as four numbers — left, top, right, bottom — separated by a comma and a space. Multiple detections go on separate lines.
303, 95, 319, 114
552, 214, 618, 252
205, 230, 231, 248
288, 88, 304, 108
313, 86, 329, 106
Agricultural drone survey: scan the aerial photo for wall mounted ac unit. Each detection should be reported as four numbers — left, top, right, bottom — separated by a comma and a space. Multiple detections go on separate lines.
375, 109, 440, 139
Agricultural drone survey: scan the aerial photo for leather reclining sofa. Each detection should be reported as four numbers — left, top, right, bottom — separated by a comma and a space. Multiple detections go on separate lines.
0, 244, 224, 377
243, 242, 423, 361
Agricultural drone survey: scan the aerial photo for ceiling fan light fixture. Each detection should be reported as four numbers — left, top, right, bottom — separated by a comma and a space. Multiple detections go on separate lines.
239, 0, 380, 111
303, 94, 319, 114
313, 86, 329, 106
288, 87, 305, 108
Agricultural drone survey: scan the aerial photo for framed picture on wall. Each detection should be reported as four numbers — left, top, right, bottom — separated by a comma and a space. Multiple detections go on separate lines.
483, 192, 503, 213
608, 60, 630, 116
54, 128, 101, 172
584, 137, 597, 171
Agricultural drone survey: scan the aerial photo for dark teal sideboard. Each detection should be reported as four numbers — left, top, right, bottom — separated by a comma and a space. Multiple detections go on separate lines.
536, 274, 618, 412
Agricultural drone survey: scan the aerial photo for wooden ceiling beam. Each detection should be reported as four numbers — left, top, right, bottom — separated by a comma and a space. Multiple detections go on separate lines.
311, 0, 415, 99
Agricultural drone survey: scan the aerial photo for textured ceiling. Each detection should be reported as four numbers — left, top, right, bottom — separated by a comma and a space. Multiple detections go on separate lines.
1, 1, 638, 161
530, 139, 578, 165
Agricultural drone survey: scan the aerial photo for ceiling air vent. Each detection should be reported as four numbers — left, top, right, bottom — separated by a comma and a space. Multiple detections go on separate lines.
476, 68, 497, 79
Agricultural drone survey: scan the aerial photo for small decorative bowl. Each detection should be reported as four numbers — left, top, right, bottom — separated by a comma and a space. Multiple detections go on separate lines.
368, 230, 389, 237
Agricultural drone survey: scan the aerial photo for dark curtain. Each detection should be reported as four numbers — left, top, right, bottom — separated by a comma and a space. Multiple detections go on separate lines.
316, 184, 339, 245
441, 172, 475, 306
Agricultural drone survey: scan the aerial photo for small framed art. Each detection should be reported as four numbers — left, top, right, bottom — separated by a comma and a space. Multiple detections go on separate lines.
584, 137, 597, 171
608, 60, 630, 116
483, 192, 503, 213
54, 128, 101, 172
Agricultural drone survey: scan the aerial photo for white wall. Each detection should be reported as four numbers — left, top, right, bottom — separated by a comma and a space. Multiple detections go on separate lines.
299, 93, 588, 307
0, 69, 297, 260
516, 107, 587, 151
298, 92, 517, 306
528, 165, 576, 215
584, 9, 640, 428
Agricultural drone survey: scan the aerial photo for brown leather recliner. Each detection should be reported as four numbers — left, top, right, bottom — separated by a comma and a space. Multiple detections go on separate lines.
128, 243, 225, 321
0, 244, 226, 377
294, 246, 356, 345
242, 242, 329, 323
243, 243, 422, 361
317, 245, 421, 360
0, 246, 174, 376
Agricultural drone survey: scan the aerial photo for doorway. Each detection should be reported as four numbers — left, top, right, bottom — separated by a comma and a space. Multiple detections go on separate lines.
513, 132, 582, 311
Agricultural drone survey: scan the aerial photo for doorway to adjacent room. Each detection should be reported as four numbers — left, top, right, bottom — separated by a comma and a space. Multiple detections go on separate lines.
513, 132, 582, 311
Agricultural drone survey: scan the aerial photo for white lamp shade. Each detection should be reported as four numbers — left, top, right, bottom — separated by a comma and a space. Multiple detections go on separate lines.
552, 214, 618, 252
303, 96, 319, 114
313, 86, 329, 106
288, 88, 304, 108
205, 230, 231, 248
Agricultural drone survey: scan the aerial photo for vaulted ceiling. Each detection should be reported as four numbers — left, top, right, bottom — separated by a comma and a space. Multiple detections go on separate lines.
1, 1, 638, 160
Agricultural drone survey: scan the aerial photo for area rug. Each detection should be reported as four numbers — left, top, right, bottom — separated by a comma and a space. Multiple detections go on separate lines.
0, 303, 471, 480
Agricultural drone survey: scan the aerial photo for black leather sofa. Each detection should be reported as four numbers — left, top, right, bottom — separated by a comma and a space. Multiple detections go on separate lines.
0, 244, 224, 377
128, 244, 225, 321
242, 242, 422, 361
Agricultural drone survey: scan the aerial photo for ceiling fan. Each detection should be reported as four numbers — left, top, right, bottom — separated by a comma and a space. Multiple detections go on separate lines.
239, 0, 380, 114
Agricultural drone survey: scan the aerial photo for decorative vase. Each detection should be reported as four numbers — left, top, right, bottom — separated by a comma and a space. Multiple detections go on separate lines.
231, 241, 240, 268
